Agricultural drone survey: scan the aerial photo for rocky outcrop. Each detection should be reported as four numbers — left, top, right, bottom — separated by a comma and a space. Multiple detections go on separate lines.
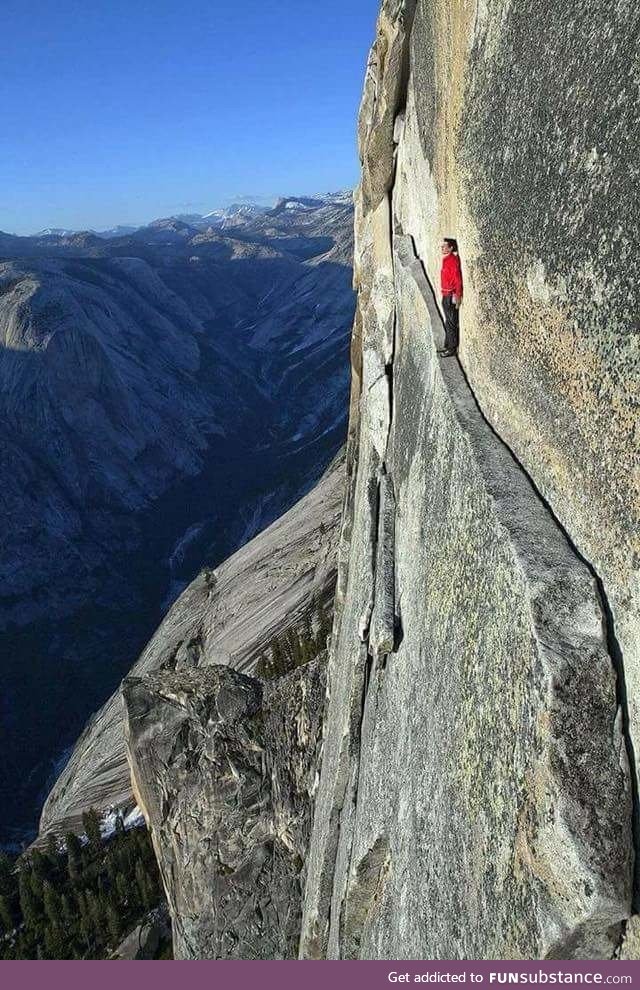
300, 0, 637, 961
123, 659, 326, 959
110, 905, 171, 960
40, 451, 343, 839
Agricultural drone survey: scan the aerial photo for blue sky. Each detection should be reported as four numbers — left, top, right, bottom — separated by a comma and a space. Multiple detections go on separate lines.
0, 0, 378, 235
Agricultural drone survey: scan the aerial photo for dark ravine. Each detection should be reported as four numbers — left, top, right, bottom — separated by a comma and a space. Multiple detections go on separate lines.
1, 194, 353, 848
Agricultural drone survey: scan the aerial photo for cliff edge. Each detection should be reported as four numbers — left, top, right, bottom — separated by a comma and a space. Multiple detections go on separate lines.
300, 0, 637, 960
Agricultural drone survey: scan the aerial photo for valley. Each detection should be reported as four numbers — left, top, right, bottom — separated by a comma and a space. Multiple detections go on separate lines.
0, 195, 354, 848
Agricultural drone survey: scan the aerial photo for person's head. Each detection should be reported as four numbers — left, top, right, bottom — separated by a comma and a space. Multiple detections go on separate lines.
441, 237, 458, 256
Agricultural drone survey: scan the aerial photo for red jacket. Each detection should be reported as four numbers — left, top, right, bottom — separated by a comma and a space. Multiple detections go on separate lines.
441, 252, 463, 298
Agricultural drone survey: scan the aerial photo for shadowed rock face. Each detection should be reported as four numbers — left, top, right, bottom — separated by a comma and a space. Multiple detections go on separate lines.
299, 0, 636, 961
123, 660, 326, 960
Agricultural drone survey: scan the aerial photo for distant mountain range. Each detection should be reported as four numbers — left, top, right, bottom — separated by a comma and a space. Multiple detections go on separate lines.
22, 192, 353, 241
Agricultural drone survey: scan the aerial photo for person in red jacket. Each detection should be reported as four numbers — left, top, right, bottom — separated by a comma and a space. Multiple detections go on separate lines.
438, 237, 463, 356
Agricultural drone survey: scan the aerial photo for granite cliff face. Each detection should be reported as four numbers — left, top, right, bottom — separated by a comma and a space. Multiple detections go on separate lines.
96, 0, 640, 961
395, 0, 640, 752
300, 0, 638, 960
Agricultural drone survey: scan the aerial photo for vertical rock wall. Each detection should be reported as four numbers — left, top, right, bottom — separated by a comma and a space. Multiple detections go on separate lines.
300, 0, 637, 960
397, 0, 640, 822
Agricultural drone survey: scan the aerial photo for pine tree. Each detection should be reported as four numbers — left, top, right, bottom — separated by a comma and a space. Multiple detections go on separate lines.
105, 899, 121, 944
65, 832, 82, 883
0, 893, 13, 932
46, 832, 59, 865
30, 849, 49, 883
134, 826, 152, 861
78, 914, 92, 954
115, 871, 128, 906
135, 860, 147, 908
43, 923, 67, 960
28, 868, 44, 902
115, 813, 126, 841
300, 611, 316, 663
16, 931, 35, 960
2, 816, 163, 959
76, 889, 88, 922
270, 636, 286, 678
0, 853, 13, 897
106, 850, 119, 884
18, 869, 41, 929
43, 881, 61, 928
135, 860, 155, 911
82, 808, 102, 849
85, 889, 103, 932
285, 627, 302, 670
60, 893, 75, 927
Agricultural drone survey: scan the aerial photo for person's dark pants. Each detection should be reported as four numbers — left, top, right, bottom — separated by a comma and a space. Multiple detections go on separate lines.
442, 293, 459, 351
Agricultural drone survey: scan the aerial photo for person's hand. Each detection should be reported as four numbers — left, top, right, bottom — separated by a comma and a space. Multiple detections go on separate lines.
452, 294, 459, 308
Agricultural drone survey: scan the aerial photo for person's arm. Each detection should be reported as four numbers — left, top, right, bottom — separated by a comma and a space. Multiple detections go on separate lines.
452, 256, 463, 306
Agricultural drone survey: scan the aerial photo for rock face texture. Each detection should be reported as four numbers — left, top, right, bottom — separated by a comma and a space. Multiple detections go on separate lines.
299, 0, 638, 961
123, 660, 326, 959
40, 452, 342, 839
392, 0, 640, 836
2, 194, 352, 848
